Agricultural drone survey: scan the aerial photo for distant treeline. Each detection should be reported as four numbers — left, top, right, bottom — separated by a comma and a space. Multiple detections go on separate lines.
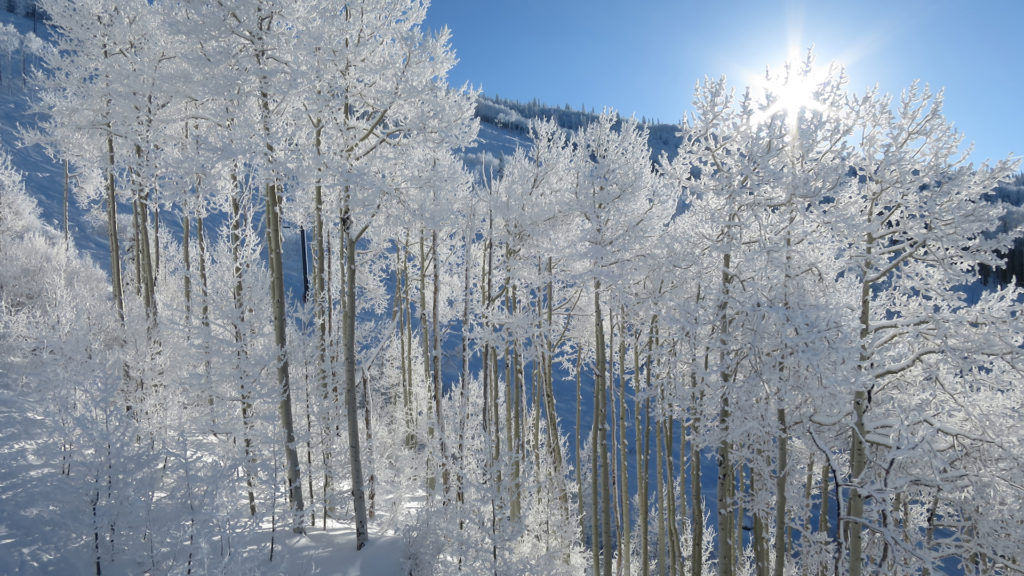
3, 0, 39, 18
981, 171, 1024, 287
474, 94, 683, 162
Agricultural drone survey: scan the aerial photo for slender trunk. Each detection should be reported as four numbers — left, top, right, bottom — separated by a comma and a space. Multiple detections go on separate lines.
656, 408, 667, 576
753, 466, 768, 576
182, 215, 192, 323
593, 280, 613, 576
505, 285, 520, 519
396, 248, 410, 444
774, 408, 788, 576
362, 372, 375, 520
848, 389, 867, 576
921, 494, 939, 576
717, 408, 734, 576
419, 233, 431, 390
575, 347, 585, 533
183, 437, 196, 575
311, 124, 334, 524
266, 180, 304, 524
491, 347, 501, 490
691, 289, 707, 576
541, 258, 568, 525
717, 250, 734, 576
688, 379, 704, 573
617, 318, 632, 576
542, 344, 567, 517
457, 231, 471, 519
105, 132, 124, 322
478, 225, 498, 566
635, 334, 651, 576
802, 456, 814, 543
132, 195, 142, 296
608, 313, 620, 566
818, 461, 830, 560
63, 159, 69, 245
254, 10, 303, 523
736, 467, 745, 573
639, 397, 651, 576
532, 346, 542, 479
134, 191, 156, 324
592, 293, 602, 576
419, 234, 437, 492
480, 235, 491, 445
342, 221, 369, 549
188, 211, 214, 417
152, 204, 160, 281
399, 242, 416, 448
679, 420, 688, 557
130, 143, 156, 325
665, 418, 682, 576
196, 216, 209, 328
229, 181, 257, 518
431, 230, 449, 495
690, 405, 703, 576
304, 360, 315, 527
490, 339, 500, 562
91, 484, 101, 576
849, 271, 872, 576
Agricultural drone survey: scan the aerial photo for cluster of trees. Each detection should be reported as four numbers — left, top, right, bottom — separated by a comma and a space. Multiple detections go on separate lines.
22, 0, 478, 571
478, 95, 599, 134
980, 172, 1024, 288
466, 63, 1024, 576
3, 1, 1023, 574
475, 94, 682, 166
2, 0, 39, 17
0, 19, 47, 91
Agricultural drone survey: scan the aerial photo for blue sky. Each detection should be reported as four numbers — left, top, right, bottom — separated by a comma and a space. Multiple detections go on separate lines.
423, 0, 1023, 167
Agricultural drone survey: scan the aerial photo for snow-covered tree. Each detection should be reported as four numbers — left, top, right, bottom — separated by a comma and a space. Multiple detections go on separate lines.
663, 53, 1024, 575
13, 2, 1024, 569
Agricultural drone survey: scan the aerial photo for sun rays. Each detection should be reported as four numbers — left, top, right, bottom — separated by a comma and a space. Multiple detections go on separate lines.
749, 48, 831, 141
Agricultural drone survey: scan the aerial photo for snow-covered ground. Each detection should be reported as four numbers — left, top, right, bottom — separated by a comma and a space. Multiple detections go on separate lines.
4, 6, 1023, 576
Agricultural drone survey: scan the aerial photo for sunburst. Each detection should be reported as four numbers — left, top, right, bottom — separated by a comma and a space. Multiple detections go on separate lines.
751, 49, 828, 141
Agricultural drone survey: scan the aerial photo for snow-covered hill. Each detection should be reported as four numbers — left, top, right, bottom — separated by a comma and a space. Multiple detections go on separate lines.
4, 6, 1024, 576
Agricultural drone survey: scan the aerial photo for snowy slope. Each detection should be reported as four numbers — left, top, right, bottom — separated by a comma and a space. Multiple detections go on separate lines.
4, 7, 1019, 574
0, 10, 409, 575
0, 61, 410, 576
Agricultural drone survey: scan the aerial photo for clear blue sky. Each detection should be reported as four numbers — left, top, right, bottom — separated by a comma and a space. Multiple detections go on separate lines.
423, 0, 1023, 167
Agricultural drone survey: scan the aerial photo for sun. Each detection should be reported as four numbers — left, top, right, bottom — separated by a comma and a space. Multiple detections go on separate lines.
750, 48, 828, 138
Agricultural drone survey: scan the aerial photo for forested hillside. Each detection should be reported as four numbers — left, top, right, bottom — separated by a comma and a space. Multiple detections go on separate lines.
2, 3, 1024, 576
980, 172, 1024, 287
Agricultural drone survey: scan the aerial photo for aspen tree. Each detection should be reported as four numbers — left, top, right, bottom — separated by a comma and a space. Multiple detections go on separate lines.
229, 175, 259, 518
716, 251, 736, 576
616, 311, 631, 576
33, 0, 136, 320
430, 229, 449, 495
830, 81, 1019, 574
540, 257, 570, 523
591, 292, 603, 576
634, 336, 651, 576
596, 283, 613, 576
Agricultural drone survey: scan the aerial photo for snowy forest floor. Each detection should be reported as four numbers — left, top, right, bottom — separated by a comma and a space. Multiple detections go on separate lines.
0, 386, 410, 575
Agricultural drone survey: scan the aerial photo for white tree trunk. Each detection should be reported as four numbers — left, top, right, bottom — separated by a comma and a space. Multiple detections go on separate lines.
342, 223, 369, 549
